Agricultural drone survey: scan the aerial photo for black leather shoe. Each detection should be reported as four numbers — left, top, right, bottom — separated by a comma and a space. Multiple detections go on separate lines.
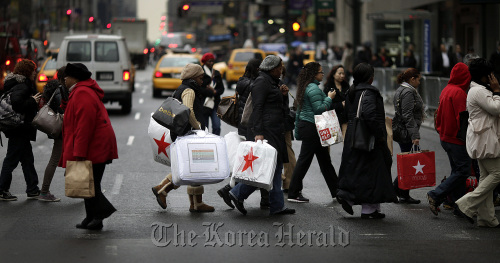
260, 201, 270, 210
456, 207, 474, 224
337, 196, 354, 215
271, 208, 296, 216
217, 185, 235, 209
229, 194, 247, 215
76, 218, 92, 229
86, 219, 104, 230
361, 211, 386, 219
399, 196, 421, 204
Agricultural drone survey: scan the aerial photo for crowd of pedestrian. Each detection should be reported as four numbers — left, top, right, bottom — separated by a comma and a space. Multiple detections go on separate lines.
4, 44, 500, 231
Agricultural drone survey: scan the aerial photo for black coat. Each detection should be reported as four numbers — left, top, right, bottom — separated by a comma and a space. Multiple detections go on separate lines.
236, 76, 253, 136
337, 83, 397, 204
324, 81, 350, 125
201, 68, 224, 112
2, 73, 38, 141
249, 71, 289, 163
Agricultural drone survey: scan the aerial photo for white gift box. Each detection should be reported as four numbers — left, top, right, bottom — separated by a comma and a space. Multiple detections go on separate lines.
171, 130, 230, 185
148, 115, 173, 166
314, 110, 344, 147
231, 140, 277, 191
224, 131, 245, 172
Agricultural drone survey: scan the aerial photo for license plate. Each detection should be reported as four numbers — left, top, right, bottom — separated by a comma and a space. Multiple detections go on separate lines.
172, 73, 181, 79
97, 72, 114, 81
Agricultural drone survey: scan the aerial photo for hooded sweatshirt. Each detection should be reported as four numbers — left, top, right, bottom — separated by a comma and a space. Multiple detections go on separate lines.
436, 62, 471, 145
60, 78, 118, 167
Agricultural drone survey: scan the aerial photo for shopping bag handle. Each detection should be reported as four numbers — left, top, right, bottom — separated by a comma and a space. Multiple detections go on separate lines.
410, 144, 421, 153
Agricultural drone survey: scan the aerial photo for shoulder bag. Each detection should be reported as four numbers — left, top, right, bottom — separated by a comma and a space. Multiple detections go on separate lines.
351, 90, 375, 151
152, 97, 191, 136
240, 92, 253, 127
32, 91, 63, 138
217, 92, 239, 127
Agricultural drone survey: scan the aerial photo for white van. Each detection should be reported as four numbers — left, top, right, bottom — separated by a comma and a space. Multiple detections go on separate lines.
56, 34, 134, 114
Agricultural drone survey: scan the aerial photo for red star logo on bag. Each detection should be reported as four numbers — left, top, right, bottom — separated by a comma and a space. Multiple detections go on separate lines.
242, 147, 259, 172
154, 132, 170, 157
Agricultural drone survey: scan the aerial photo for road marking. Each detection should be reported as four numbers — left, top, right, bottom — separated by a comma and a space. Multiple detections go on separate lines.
127, 136, 135, 146
135, 112, 141, 120
142, 88, 146, 94
111, 174, 124, 195
105, 245, 118, 256
139, 98, 144, 104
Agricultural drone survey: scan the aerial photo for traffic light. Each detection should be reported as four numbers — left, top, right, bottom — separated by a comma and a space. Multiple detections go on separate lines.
66, 9, 72, 16
182, 4, 190, 11
292, 22, 300, 32
178, 3, 190, 17
89, 16, 94, 23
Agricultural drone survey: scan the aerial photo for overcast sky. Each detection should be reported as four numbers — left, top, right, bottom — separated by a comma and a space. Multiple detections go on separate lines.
137, 0, 167, 44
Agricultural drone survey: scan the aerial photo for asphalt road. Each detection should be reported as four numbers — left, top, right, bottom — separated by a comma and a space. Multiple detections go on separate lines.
1, 66, 500, 263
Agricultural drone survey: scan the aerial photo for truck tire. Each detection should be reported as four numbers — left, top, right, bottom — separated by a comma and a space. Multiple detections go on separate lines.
152, 87, 162, 98
121, 93, 132, 114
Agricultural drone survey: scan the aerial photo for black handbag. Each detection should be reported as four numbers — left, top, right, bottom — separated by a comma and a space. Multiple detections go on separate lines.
351, 90, 375, 151
240, 92, 253, 127
217, 92, 239, 127
152, 97, 191, 136
456, 110, 469, 142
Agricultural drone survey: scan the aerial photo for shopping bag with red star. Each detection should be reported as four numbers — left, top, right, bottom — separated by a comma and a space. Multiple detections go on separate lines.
148, 115, 173, 166
224, 131, 245, 173
171, 130, 230, 185
397, 149, 436, 190
231, 140, 277, 191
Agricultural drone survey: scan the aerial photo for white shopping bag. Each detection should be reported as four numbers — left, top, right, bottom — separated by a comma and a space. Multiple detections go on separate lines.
231, 140, 277, 191
224, 131, 245, 172
314, 110, 344, 147
171, 130, 230, 185
148, 114, 173, 166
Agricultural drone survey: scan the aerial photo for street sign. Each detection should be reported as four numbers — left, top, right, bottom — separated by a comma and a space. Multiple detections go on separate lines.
316, 0, 335, 17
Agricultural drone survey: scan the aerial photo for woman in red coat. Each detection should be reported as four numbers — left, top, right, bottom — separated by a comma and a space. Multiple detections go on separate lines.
61, 63, 118, 230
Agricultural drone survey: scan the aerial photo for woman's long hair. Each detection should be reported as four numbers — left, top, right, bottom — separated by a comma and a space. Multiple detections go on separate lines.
296, 62, 321, 109
243, 58, 262, 79
325, 65, 346, 90
349, 62, 374, 102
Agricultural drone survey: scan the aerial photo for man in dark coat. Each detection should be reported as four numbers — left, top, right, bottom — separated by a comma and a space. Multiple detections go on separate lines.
0, 59, 41, 201
228, 55, 295, 216
337, 63, 397, 219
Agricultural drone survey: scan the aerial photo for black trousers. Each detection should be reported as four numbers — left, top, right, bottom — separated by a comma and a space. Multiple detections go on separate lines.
288, 121, 338, 198
0, 135, 39, 193
84, 163, 116, 220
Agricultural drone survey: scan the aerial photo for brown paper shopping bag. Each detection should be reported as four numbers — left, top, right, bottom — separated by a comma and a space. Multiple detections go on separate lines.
65, 160, 95, 198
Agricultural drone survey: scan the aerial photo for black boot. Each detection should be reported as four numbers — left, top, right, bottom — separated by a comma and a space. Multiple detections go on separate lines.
260, 189, 270, 209
76, 218, 92, 229
217, 184, 235, 209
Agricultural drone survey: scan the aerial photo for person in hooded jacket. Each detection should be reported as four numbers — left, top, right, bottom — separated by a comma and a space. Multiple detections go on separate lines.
217, 58, 271, 210
0, 59, 42, 201
427, 62, 472, 216
61, 63, 118, 230
152, 64, 216, 213
337, 63, 397, 219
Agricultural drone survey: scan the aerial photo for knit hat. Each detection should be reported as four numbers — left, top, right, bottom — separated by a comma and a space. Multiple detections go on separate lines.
180, 63, 204, 80
201, 53, 215, 64
65, 63, 92, 81
259, 55, 282, 71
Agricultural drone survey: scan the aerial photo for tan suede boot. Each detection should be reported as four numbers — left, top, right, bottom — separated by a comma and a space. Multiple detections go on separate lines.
152, 174, 178, 209
187, 186, 215, 213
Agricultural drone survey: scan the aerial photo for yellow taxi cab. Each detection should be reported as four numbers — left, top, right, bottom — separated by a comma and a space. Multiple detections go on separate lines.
213, 61, 227, 78
35, 56, 57, 93
226, 48, 266, 87
303, 50, 316, 65
152, 53, 200, 98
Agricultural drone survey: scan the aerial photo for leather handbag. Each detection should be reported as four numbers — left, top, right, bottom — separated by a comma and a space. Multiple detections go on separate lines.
152, 97, 191, 136
65, 160, 95, 198
240, 92, 253, 127
217, 92, 239, 127
351, 90, 375, 151
32, 91, 63, 138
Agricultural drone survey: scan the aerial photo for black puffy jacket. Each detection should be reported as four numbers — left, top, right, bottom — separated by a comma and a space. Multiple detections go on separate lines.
2, 73, 38, 141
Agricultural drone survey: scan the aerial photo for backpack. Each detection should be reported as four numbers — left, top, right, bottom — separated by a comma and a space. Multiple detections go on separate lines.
0, 90, 25, 132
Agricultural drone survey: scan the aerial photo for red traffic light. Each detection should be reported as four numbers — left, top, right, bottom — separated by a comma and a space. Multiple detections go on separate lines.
182, 4, 190, 11
66, 9, 72, 15
89, 17, 94, 22
107, 23, 111, 29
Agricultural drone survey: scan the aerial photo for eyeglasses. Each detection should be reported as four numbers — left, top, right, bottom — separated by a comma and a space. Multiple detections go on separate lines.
318, 71, 324, 74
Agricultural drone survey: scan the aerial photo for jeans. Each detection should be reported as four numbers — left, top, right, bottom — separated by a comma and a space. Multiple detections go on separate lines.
0, 135, 39, 193
289, 121, 337, 198
393, 142, 413, 197
230, 161, 285, 214
41, 138, 62, 194
428, 140, 471, 205
203, 107, 221, 135
84, 163, 116, 220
